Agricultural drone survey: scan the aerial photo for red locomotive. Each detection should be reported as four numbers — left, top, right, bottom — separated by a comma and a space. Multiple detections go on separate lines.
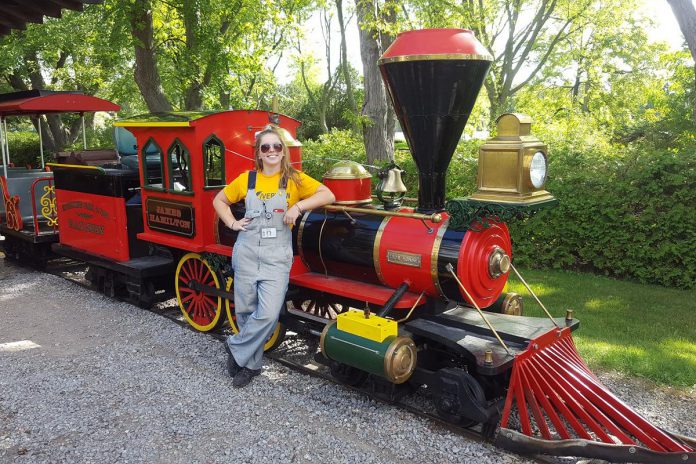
2, 29, 694, 463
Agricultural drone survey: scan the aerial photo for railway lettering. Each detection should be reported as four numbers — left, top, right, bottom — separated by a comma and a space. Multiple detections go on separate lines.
387, 250, 421, 268
146, 198, 195, 237
62, 200, 109, 218
148, 213, 191, 229
67, 218, 104, 235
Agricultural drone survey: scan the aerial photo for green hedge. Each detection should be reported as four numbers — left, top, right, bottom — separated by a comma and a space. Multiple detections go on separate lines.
2, 126, 114, 169
4, 131, 41, 168
300, 129, 696, 289
511, 145, 696, 289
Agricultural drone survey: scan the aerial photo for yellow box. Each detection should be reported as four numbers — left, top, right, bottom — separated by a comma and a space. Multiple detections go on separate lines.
336, 309, 398, 343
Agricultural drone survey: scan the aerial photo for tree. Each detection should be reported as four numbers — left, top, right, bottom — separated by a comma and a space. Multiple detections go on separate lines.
406, 0, 601, 124
0, 5, 127, 151
296, 7, 341, 134
124, 0, 314, 112
356, 0, 397, 164
336, 0, 359, 131
128, 0, 173, 112
667, 0, 696, 123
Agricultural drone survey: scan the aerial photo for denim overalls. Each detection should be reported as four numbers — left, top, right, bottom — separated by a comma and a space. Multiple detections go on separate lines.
226, 171, 293, 370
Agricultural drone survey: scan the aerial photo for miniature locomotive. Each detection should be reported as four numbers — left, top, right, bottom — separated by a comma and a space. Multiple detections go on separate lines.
1, 29, 693, 463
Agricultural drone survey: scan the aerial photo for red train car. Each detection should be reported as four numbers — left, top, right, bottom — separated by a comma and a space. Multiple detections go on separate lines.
0, 90, 120, 266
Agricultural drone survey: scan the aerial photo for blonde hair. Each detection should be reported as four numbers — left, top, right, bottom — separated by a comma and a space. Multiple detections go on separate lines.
254, 126, 301, 187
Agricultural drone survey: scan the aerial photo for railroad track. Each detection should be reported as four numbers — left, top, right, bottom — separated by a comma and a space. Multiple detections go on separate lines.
41, 258, 572, 464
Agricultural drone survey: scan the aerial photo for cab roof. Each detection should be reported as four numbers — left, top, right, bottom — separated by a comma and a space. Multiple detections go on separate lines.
0, 90, 120, 116
113, 111, 215, 127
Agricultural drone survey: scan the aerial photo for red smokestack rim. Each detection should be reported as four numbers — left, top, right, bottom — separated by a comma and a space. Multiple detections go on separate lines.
379, 28, 493, 64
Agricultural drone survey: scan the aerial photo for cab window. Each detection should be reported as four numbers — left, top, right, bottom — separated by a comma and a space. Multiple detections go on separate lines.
142, 138, 165, 190
168, 140, 192, 193
203, 136, 225, 187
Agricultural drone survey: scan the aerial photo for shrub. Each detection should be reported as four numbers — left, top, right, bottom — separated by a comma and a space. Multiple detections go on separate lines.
300, 129, 367, 181
511, 143, 696, 289
301, 126, 696, 289
4, 131, 41, 168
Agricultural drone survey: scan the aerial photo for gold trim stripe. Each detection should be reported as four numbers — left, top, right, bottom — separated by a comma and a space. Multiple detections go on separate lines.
430, 219, 449, 297
373, 216, 391, 286
46, 163, 105, 173
323, 174, 372, 180
332, 199, 372, 205
379, 53, 493, 65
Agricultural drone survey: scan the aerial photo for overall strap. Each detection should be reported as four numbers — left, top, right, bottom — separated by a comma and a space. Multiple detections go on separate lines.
247, 170, 257, 191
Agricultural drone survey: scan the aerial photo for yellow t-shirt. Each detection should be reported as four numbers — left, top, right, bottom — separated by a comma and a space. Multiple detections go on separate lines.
223, 170, 322, 208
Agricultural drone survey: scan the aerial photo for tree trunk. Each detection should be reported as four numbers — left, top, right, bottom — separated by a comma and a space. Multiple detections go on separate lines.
336, 0, 359, 132
26, 58, 69, 151
667, 0, 696, 124
356, 0, 396, 165
129, 0, 173, 112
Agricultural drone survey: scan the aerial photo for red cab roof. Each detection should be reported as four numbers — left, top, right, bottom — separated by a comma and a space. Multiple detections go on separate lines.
0, 90, 120, 116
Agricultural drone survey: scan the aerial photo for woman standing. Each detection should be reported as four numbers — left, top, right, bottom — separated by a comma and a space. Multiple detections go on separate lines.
213, 126, 335, 388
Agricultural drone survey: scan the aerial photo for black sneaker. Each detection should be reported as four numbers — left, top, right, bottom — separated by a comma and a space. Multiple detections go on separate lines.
223, 341, 241, 377
232, 367, 261, 388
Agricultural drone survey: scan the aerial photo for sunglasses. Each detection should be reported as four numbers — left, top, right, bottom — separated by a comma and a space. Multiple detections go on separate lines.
260, 143, 283, 154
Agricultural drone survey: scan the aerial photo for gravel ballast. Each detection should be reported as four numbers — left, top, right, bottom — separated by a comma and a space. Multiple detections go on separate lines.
0, 258, 694, 463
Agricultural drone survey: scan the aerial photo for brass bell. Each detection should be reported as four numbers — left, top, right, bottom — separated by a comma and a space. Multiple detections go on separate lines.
381, 167, 407, 194
377, 163, 407, 209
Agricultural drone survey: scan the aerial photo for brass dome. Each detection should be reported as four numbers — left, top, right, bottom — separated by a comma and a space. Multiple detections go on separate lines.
323, 160, 372, 179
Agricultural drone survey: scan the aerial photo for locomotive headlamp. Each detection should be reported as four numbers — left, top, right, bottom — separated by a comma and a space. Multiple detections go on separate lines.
529, 151, 547, 189
470, 113, 555, 206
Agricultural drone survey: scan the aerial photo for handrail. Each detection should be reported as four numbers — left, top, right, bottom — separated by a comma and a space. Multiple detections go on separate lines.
31, 177, 58, 236
324, 204, 442, 223
46, 162, 106, 174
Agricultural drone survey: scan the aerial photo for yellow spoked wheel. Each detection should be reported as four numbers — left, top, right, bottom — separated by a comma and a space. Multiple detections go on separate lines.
224, 277, 286, 352
175, 253, 225, 332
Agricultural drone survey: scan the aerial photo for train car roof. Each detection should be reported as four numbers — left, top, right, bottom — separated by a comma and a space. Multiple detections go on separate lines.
0, 90, 120, 116
114, 110, 300, 128
0, 1, 104, 37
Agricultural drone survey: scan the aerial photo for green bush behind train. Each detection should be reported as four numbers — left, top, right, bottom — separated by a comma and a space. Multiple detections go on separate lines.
302, 130, 696, 289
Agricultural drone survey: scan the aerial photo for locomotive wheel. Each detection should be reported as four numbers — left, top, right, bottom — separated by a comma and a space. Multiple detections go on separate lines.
224, 277, 286, 352
329, 362, 368, 387
175, 253, 225, 332
434, 369, 487, 428
291, 298, 346, 320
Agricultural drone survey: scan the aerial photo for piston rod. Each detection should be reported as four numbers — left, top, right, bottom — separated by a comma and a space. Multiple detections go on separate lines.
445, 263, 511, 355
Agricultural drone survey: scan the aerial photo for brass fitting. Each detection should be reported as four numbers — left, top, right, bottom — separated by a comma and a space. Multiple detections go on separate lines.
488, 246, 511, 279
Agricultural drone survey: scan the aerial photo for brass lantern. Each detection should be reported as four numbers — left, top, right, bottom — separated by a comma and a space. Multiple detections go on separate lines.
470, 113, 555, 205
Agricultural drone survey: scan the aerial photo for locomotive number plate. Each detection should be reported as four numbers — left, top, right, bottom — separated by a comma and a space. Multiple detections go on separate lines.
146, 198, 195, 237
386, 250, 421, 268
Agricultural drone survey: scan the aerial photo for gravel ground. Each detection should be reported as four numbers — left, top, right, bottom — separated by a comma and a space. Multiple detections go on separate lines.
0, 256, 694, 464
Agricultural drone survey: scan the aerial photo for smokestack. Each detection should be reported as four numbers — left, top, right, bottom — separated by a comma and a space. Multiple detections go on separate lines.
379, 29, 492, 213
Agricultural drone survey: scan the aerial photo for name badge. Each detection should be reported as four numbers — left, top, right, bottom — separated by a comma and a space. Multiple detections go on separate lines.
261, 227, 277, 239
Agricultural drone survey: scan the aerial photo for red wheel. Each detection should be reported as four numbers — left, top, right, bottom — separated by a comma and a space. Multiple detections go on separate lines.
175, 253, 225, 332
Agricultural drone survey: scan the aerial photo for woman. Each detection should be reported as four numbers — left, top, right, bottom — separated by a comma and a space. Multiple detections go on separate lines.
213, 126, 335, 388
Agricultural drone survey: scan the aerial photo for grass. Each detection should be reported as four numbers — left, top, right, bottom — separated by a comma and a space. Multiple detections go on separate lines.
504, 268, 696, 387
